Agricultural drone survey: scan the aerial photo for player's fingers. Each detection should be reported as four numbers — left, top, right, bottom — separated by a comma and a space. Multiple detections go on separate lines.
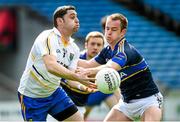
92, 88, 98, 92
76, 67, 86, 73
80, 80, 97, 89
88, 82, 97, 89
86, 77, 96, 81
85, 87, 97, 93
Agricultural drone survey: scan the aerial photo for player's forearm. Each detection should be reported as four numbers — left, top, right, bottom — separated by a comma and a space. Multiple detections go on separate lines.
47, 62, 79, 81
43, 54, 79, 81
78, 59, 100, 68
67, 80, 81, 89
88, 64, 108, 76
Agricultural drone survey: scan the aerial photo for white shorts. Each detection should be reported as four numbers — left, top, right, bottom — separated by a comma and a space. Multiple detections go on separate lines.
113, 92, 163, 120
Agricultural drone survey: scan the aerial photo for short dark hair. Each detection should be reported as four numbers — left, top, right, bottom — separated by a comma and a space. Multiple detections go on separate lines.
53, 5, 76, 27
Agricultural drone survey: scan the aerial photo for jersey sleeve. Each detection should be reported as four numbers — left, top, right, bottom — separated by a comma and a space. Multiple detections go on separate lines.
35, 31, 57, 57
110, 52, 127, 67
94, 48, 107, 64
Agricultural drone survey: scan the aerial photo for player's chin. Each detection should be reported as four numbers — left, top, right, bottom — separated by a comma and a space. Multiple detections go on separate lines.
73, 26, 79, 32
73, 28, 79, 32
92, 52, 98, 57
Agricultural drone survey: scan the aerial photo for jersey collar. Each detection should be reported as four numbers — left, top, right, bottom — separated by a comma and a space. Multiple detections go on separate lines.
53, 27, 61, 37
114, 37, 125, 51
53, 27, 74, 46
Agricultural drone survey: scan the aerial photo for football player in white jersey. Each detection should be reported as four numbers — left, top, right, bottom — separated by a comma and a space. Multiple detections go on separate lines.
18, 5, 96, 121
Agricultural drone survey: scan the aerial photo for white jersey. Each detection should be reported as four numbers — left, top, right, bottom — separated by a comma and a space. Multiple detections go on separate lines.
18, 27, 80, 98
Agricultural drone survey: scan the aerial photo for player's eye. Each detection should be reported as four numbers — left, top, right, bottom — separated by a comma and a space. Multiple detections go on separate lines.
70, 16, 75, 19
112, 28, 118, 31
97, 44, 102, 47
69, 14, 77, 19
106, 27, 110, 30
91, 42, 96, 46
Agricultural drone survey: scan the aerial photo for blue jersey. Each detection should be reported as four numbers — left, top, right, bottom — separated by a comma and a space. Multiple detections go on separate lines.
79, 51, 87, 59
95, 37, 159, 102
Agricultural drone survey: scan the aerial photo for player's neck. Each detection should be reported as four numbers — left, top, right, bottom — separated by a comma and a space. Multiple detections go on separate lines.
58, 28, 71, 41
61, 34, 70, 42
110, 42, 117, 50
86, 55, 92, 60
60, 35, 70, 47
110, 37, 124, 50
86, 53, 93, 60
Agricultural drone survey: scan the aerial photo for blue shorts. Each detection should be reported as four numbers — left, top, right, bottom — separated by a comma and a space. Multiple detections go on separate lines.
86, 91, 113, 106
18, 88, 78, 121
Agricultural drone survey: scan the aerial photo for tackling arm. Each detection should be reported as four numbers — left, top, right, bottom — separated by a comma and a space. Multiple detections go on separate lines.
82, 61, 122, 77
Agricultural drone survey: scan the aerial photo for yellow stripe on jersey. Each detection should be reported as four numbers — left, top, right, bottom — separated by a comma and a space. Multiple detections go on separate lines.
121, 59, 145, 70
30, 70, 56, 91
46, 32, 54, 55
121, 67, 147, 82
118, 38, 125, 53
32, 65, 60, 86
117, 38, 127, 63
31, 52, 35, 61
61, 82, 90, 94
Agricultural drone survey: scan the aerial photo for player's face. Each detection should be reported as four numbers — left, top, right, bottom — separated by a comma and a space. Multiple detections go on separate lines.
63, 10, 80, 33
105, 18, 122, 46
86, 37, 104, 59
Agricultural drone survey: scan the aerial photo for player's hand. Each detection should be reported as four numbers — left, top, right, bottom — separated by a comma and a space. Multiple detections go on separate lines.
76, 67, 95, 77
78, 80, 97, 89
75, 67, 86, 73
77, 84, 98, 93
75, 67, 97, 89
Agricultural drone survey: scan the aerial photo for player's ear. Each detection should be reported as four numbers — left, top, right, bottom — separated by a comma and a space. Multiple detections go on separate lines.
57, 18, 64, 25
120, 29, 126, 36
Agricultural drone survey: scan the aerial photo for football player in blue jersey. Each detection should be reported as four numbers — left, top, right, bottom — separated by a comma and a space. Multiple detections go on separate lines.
60, 31, 120, 120
78, 13, 163, 121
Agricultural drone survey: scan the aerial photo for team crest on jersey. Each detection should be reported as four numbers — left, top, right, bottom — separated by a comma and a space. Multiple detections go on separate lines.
69, 53, 74, 61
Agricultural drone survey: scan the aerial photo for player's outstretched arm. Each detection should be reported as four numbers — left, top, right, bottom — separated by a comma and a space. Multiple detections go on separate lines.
77, 58, 122, 77
78, 58, 100, 68
43, 54, 96, 85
